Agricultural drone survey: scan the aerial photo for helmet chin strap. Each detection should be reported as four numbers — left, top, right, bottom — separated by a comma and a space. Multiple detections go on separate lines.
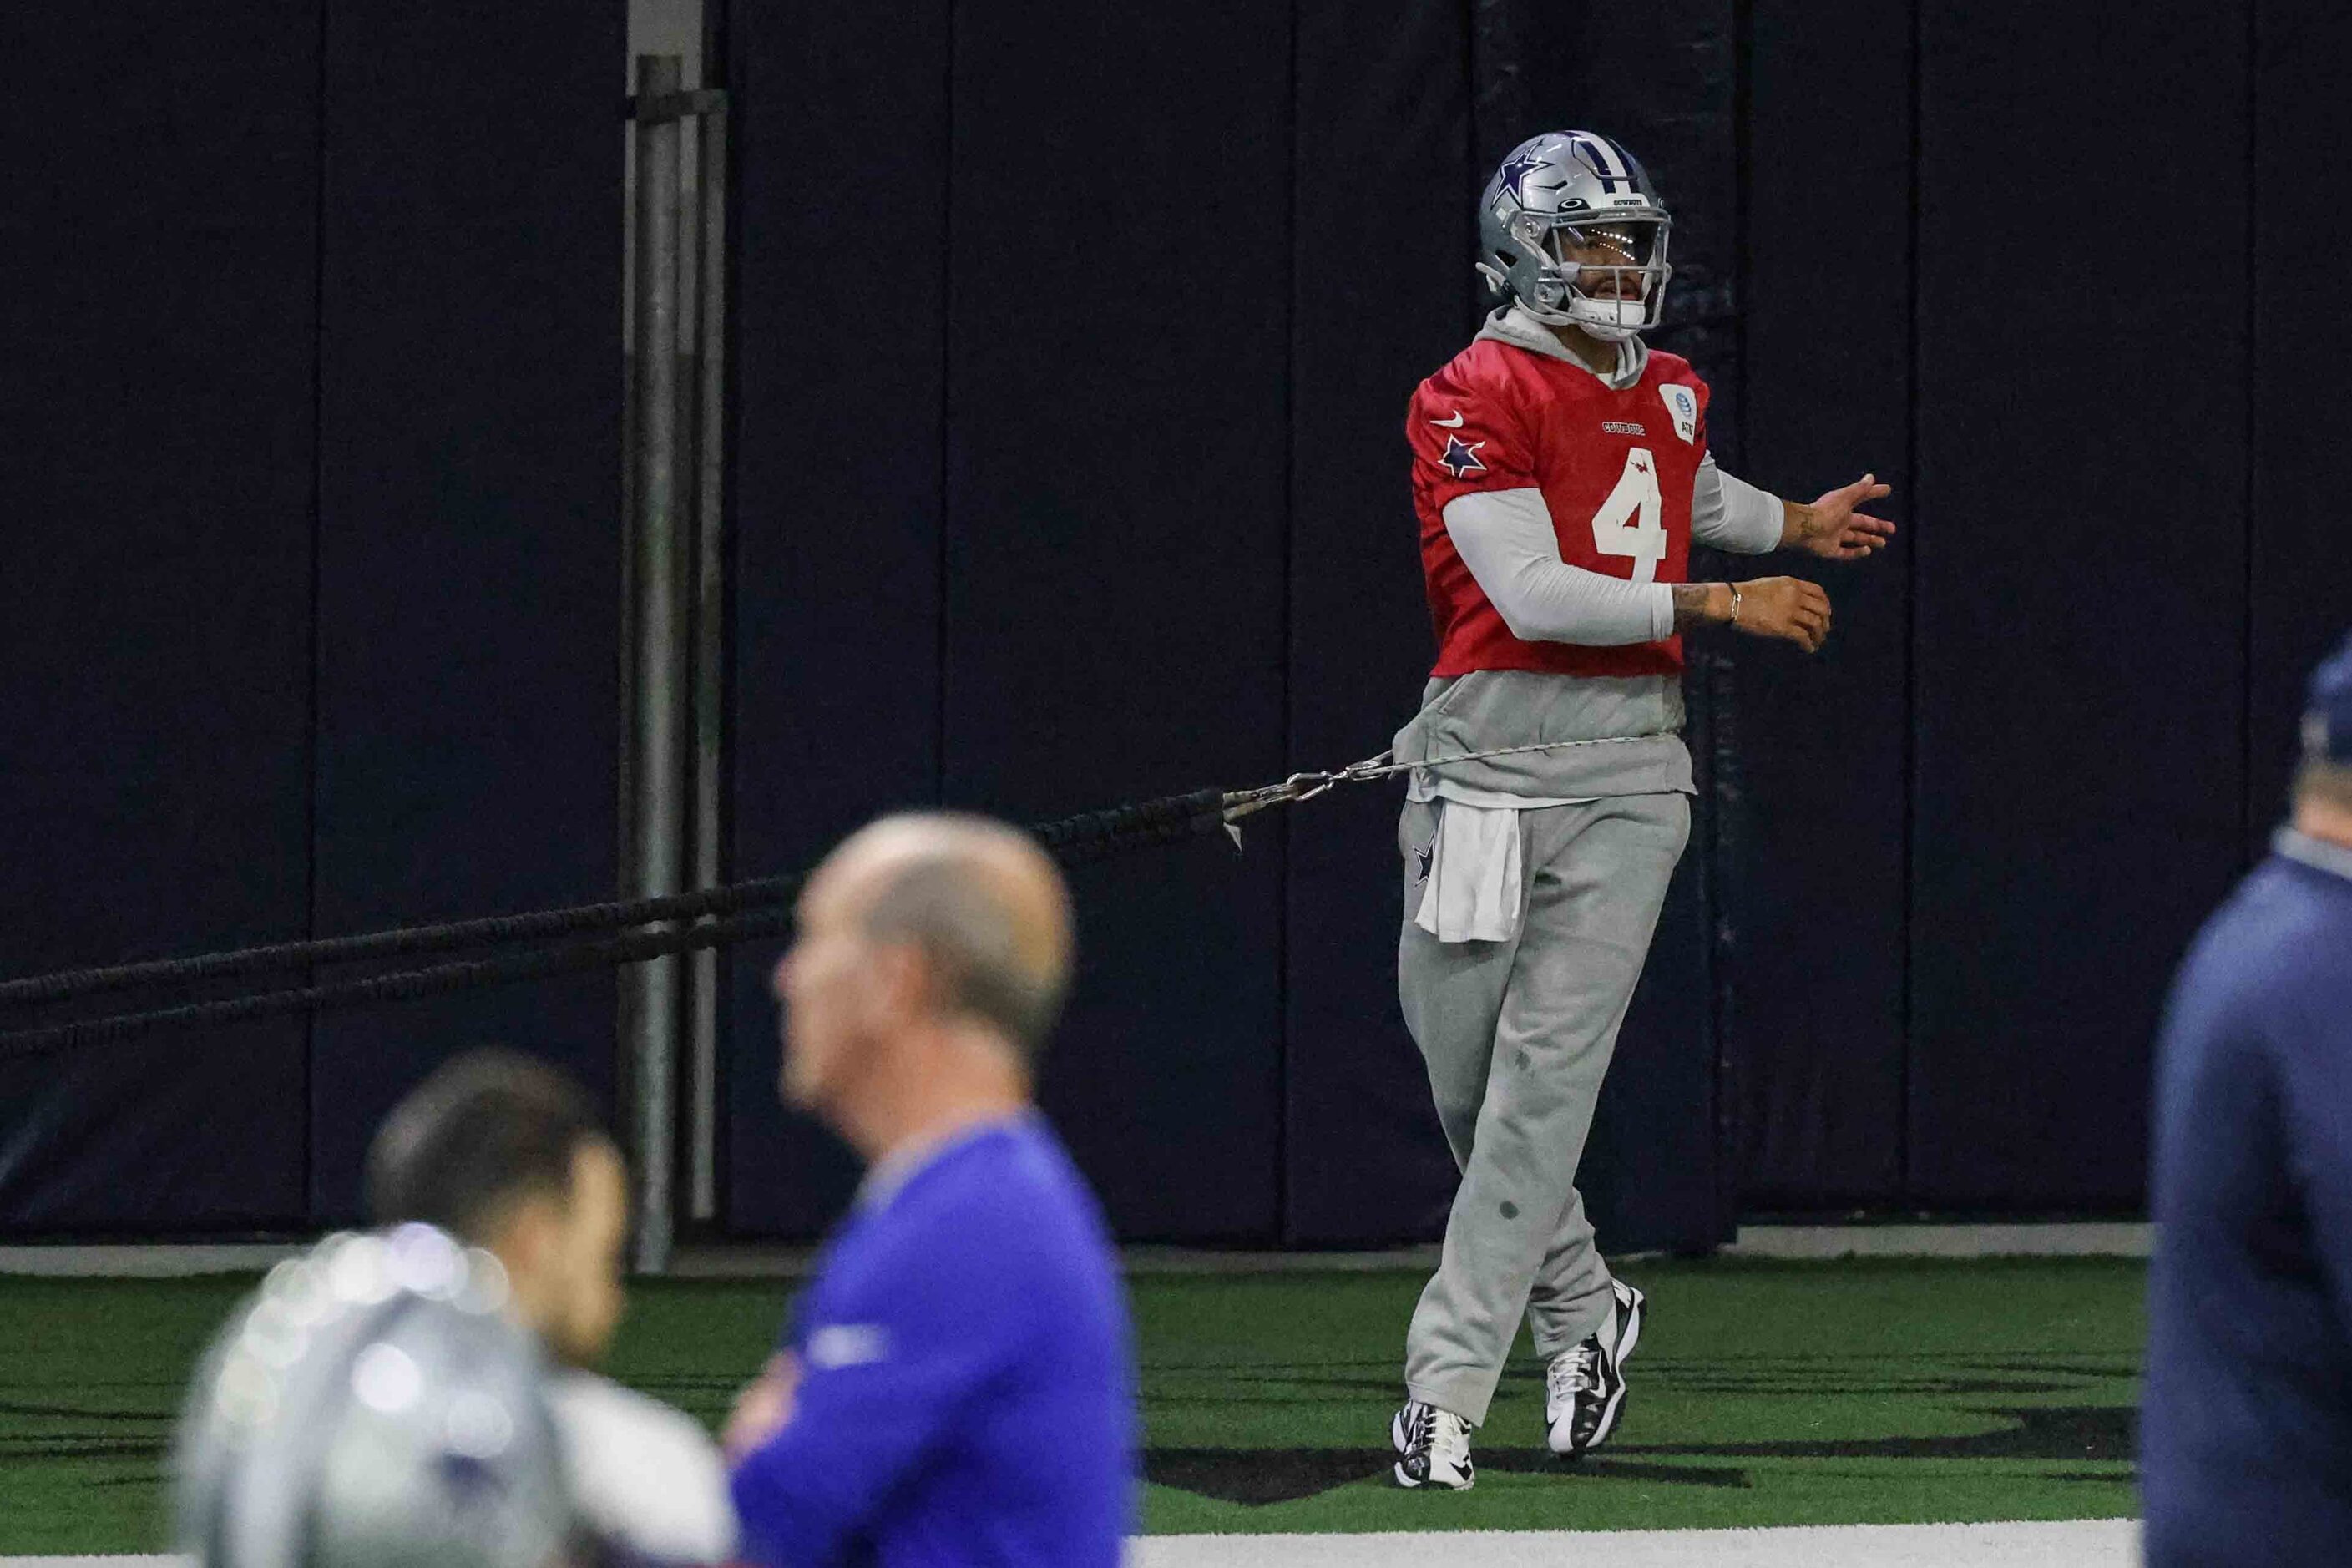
1510, 279, 1586, 330
1485, 255, 1658, 345
1514, 299, 1581, 328
1490, 268, 1651, 348
1564, 286, 1649, 341
1512, 276, 1649, 341
1500, 303, 1643, 368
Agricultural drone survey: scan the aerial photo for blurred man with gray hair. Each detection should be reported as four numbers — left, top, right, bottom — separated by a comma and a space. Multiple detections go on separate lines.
2145, 630, 2352, 1567
724, 813, 1135, 1568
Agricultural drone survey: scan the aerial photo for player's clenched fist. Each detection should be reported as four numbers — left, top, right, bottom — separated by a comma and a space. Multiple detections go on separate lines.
1735, 576, 1831, 653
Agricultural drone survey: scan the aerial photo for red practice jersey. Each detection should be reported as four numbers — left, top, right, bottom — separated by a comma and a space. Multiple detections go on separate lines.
1406, 337, 1711, 679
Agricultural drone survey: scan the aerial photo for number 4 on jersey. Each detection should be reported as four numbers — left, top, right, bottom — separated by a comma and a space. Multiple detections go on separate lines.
1590, 447, 1667, 582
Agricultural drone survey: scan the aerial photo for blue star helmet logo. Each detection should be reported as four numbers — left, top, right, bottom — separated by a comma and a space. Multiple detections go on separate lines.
1439, 435, 1486, 478
1495, 150, 1551, 205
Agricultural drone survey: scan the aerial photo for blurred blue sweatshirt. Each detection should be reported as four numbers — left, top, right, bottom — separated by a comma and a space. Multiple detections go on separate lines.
2146, 829, 2352, 1566
729, 1114, 1135, 1568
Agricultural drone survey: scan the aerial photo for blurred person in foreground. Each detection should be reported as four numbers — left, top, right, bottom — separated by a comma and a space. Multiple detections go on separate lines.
2145, 630, 2352, 1568
366, 1050, 736, 1562
177, 1223, 575, 1568
723, 813, 1134, 1568
176, 1050, 736, 1568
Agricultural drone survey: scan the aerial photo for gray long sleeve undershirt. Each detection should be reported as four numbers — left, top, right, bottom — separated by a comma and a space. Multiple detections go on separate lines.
1441, 457, 1783, 646
1692, 457, 1788, 554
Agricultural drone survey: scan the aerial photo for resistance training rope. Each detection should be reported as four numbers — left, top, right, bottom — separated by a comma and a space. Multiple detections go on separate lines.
0, 731, 1670, 1060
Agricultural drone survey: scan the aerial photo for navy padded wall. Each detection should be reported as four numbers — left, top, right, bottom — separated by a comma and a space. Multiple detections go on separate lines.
307, 0, 625, 1218
1490, 0, 1740, 1250
2249, 3, 2352, 847
1491, 0, 1744, 459
0, 2, 319, 1231
1909, 1, 2248, 1206
940, 0, 1290, 1241
722, 0, 951, 1234
1723, 0, 1913, 1207
713, 0, 2317, 1233
1282, 0, 1474, 1244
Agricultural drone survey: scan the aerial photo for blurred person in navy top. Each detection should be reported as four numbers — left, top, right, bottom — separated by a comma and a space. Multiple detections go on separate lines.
2146, 630, 2352, 1568
723, 813, 1135, 1568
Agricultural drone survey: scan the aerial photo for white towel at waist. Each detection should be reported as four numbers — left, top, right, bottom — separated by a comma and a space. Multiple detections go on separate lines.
1413, 802, 1523, 943
1408, 771, 1593, 809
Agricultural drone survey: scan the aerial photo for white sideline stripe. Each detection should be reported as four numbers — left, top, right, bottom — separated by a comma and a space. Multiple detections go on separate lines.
0, 1226, 2149, 1277
5, 1524, 2144, 1568
0, 1243, 303, 1277
1133, 1520, 2142, 1567
1727, 1223, 2151, 1259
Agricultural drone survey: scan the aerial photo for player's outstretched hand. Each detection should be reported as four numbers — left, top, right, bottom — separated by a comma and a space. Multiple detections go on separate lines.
1736, 577, 1832, 653
1791, 473, 1897, 560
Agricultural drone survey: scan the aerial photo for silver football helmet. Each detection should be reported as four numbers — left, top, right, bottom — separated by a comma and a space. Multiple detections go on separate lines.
1477, 131, 1673, 341
176, 1226, 577, 1568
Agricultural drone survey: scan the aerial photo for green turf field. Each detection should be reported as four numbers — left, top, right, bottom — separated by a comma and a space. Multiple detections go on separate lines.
0, 1257, 2142, 1553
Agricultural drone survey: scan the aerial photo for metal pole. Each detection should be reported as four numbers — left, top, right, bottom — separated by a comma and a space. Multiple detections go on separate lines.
625, 53, 685, 1274
686, 96, 730, 1226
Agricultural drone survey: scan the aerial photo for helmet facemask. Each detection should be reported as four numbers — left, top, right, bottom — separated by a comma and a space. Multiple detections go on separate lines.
1504, 213, 1672, 341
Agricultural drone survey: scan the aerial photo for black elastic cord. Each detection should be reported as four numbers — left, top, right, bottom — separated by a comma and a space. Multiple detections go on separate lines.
0, 904, 796, 1060
0, 872, 803, 1006
0, 788, 1229, 1008
0, 787, 1231, 1059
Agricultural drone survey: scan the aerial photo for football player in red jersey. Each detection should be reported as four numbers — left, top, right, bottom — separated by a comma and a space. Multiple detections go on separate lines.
1388, 130, 1895, 1491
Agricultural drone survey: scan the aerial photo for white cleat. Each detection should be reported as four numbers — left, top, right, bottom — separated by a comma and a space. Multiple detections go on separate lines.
1546, 1278, 1646, 1457
1391, 1399, 1475, 1490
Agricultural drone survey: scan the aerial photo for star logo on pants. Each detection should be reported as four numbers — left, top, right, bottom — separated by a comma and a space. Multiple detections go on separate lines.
1413, 840, 1434, 883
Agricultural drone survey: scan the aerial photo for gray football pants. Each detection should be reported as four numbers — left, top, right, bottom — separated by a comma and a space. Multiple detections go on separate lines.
1398, 792, 1691, 1427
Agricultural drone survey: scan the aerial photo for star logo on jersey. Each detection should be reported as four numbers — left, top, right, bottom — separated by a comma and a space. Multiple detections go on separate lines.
1495, 151, 1550, 205
1438, 435, 1486, 478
